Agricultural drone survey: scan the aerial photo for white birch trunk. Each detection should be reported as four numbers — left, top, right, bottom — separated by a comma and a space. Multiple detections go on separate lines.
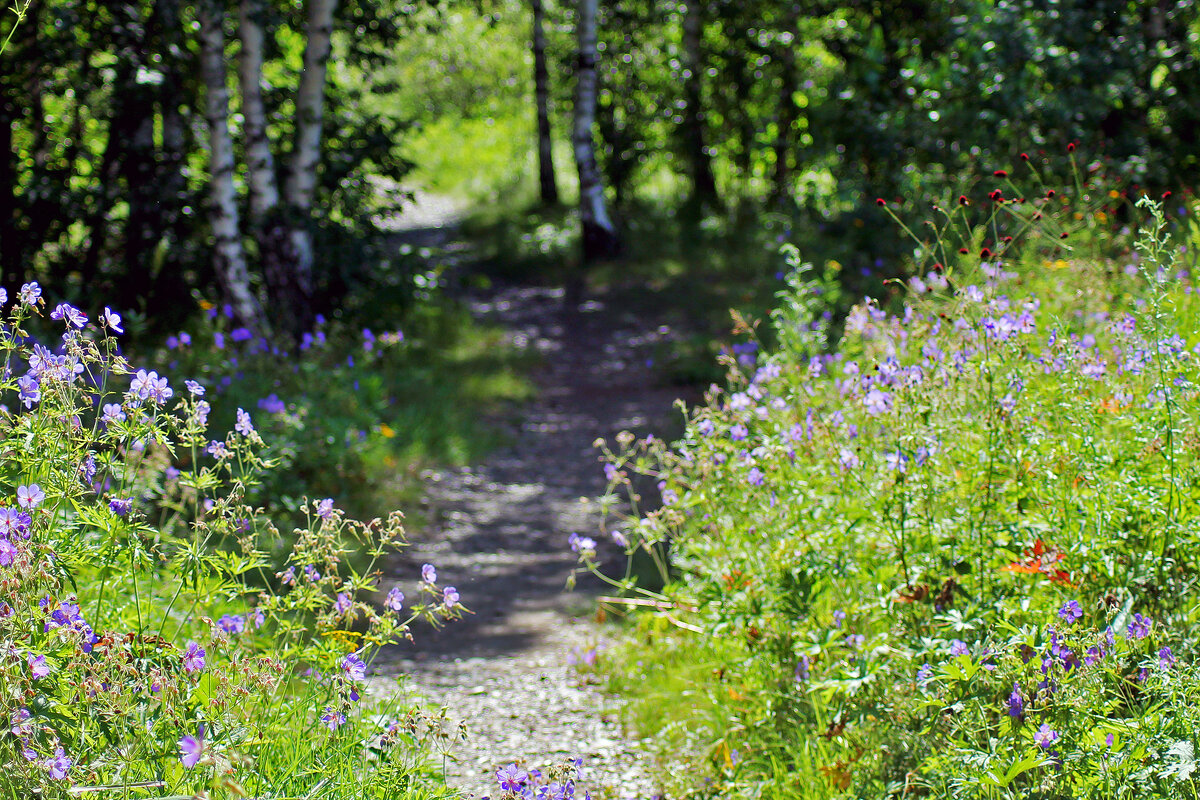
238, 0, 279, 220
284, 0, 339, 296
572, 0, 617, 263
198, 0, 261, 327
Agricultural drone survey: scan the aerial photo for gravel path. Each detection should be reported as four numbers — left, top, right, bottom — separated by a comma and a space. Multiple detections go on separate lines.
374, 202, 694, 798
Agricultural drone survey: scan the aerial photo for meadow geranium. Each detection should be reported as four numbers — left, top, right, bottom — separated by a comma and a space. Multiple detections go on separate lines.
421, 564, 437, 584
496, 763, 529, 792
28, 654, 49, 679
1058, 600, 1083, 624
1007, 685, 1024, 718
342, 653, 367, 681
1127, 613, 1152, 640
235, 408, 255, 436
1034, 723, 1059, 748
179, 729, 204, 768
45, 747, 71, 780
182, 641, 206, 673
384, 587, 404, 612
443, 587, 460, 608
17, 484, 44, 509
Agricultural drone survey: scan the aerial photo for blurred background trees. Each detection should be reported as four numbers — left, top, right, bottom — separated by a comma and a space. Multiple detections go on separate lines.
1, 0, 1197, 331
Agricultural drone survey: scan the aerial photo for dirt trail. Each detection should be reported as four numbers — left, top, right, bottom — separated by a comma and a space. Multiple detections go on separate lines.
376, 197, 691, 798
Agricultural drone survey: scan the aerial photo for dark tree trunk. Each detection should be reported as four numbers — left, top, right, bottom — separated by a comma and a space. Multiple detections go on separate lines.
532, 0, 560, 206
681, 0, 717, 207
770, 7, 800, 209
0, 107, 19, 290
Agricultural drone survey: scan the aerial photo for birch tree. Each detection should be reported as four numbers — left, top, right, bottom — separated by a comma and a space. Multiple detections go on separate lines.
572, 0, 618, 265
283, 0, 339, 308
532, 0, 559, 206
239, 0, 311, 334
198, 0, 261, 327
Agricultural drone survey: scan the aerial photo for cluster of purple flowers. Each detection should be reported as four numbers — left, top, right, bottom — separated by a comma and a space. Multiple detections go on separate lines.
487, 760, 593, 800
40, 598, 98, 653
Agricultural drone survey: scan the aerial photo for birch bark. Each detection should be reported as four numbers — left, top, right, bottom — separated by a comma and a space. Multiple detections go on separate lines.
198, 0, 261, 327
572, 0, 617, 264
238, 0, 279, 219
284, 0, 339, 301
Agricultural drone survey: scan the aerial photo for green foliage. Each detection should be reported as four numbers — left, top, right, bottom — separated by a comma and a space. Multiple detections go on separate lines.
0, 292, 459, 798
579, 169, 1200, 797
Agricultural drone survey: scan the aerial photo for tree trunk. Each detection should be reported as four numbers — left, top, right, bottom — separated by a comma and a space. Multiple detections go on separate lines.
198, 0, 262, 328
532, 0, 559, 205
681, 0, 717, 207
770, 7, 800, 209
0, 108, 18, 290
572, 0, 618, 271
283, 0, 338, 312
239, 0, 307, 336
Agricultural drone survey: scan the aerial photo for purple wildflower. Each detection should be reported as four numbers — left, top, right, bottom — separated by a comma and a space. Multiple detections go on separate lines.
50, 303, 86, 328
217, 614, 245, 635
1127, 613, 1152, 640
443, 586, 460, 608
316, 498, 334, 519
385, 587, 404, 612
949, 639, 970, 657
863, 387, 893, 415
16, 484, 44, 510
179, 729, 203, 768
185, 380, 205, 396
569, 533, 597, 553
1159, 646, 1176, 668
916, 663, 933, 685
103, 307, 123, 333
45, 747, 71, 780
182, 641, 205, 673
421, 564, 437, 584
1007, 684, 1024, 718
321, 708, 345, 731
333, 593, 352, 616
235, 408, 255, 436
746, 466, 765, 486
17, 375, 39, 408
109, 498, 132, 517
1034, 723, 1059, 748
496, 763, 529, 792
28, 654, 49, 679
19, 282, 40, 305
342, 653, 367, 681
1058, 600, 1083, 624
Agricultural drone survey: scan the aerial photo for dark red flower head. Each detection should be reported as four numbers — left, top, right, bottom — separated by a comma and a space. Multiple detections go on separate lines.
1067, 142, 1076, 153
980, 247, 992, 258
1020, 152, 1030, 161
1163, 191, 1173, 200
989, 189, 1003, 201
958, 247, 969, 254
958, 195, 969, 206
1060, 232, 1069, 239
876, 197, 887, 206
1046, 190, 1056, 198
993, 170, 1008, 178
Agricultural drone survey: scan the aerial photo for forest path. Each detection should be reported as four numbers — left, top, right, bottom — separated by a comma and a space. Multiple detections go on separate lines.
375, 194, 692, 798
